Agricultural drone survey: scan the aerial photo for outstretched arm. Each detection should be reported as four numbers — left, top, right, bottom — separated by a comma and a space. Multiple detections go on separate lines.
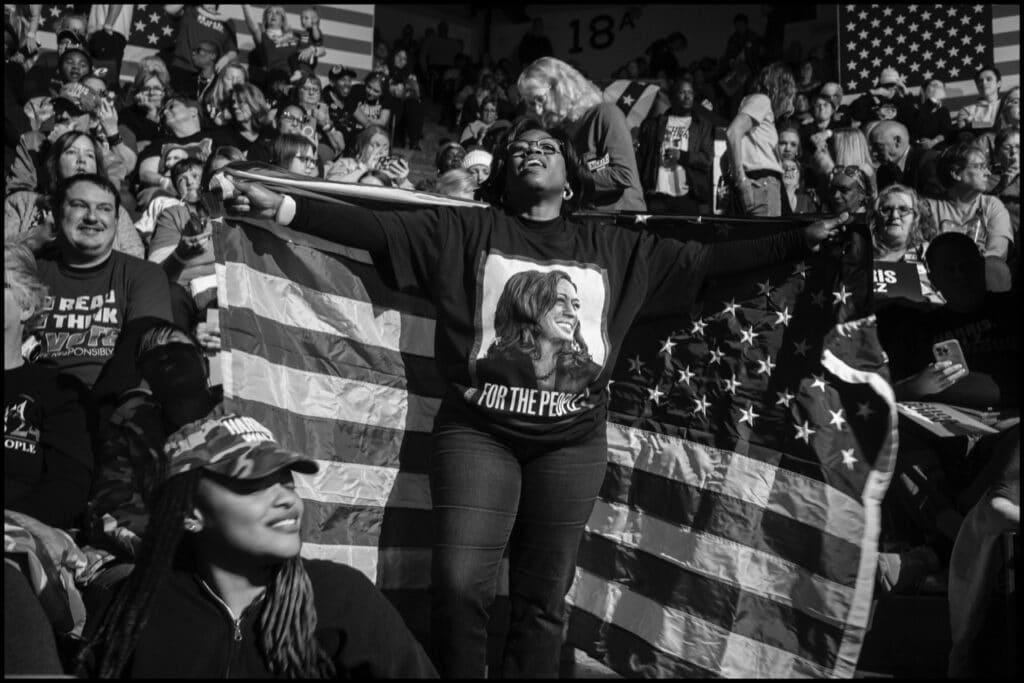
706, 213, 852, 277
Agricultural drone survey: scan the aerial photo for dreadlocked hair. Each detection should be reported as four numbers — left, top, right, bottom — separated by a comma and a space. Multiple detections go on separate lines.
256, 555, 336, 678
76, 470, 202, 678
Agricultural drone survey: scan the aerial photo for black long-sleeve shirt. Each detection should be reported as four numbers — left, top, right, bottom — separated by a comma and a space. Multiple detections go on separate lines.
285, 198, 810, 443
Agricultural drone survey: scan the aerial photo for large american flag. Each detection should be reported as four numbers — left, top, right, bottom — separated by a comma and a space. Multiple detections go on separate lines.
35, 4, 374, 84
837, 4, 1020, 112
211, 165, 896, 676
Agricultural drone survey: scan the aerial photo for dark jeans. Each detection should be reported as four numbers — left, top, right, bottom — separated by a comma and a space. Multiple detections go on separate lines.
429, 421, 608, 678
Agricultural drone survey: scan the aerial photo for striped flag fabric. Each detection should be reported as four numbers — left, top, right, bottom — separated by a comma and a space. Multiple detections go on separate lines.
211, 165, 895, 675
837, 4, 1020, 111
34, 4, 374, 85
564, 216, 897, 677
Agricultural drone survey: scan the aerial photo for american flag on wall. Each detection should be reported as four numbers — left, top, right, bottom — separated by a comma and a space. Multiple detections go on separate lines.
34, 4, 374, 84
210, 164, 896, 676
837, 4, 1020, 112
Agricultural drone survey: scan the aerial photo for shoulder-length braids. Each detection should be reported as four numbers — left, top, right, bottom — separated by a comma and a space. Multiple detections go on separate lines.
76, 469, 335, 678
749, 62, 797, 120
479, 116, 591, 216
518, 57, 604, 127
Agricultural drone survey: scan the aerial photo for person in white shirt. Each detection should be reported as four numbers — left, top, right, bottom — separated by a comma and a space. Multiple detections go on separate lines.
956, 66, 1003, 133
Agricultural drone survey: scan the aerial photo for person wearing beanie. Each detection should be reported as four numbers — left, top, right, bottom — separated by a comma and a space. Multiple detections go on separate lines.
462, 148, 493, 188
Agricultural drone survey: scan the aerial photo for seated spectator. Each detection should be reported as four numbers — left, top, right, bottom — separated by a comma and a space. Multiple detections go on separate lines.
23, 12, 88, 100
818, 81, 854, 128
637, 75, 714, 215
164, 5, 238, 95
291, 73, 345, 159
848, 67, 915, 128
23, 44, 94, 128
808, 127, 876, 197
988, 126, 1020, 246
871, 184, 942, 303
974, 85, 1020, 163
460, 98, 499, 149
799, 92, 836, 155
199, 61, 248, 127
32, 174, 172, 389
136, 94, 239, 194
76, 412, 438, 678
910, 79, 954, 151
147, 159, 214, 292
920, 144, 1013, 269
5, 130, 144, 258
435, 167, 477, 200
134, 140, 211, 226
726, 62, 794, 217
117, 57, 172, 154
776, 121, 801, 163
227, 83, 273, 154
8, 82, 139, 198
87, 321, 221, 561
794, 58, 821, 97
187, 40, 221, 101
271, 132, 321, 178
825, 164, 873, 218
789, 91, 813, 126
781, 158, 819, 215
519, 56, 646, 211
350, 72, 393, 140
325, 126, 412, 188
324, 65, 360, 150
954, 66, 1003, 135
5, 239, 94, 530
435, 140, 466, 175
870, 120, 944, 198
886, 232, 1018, 410
461, 148, 492, 189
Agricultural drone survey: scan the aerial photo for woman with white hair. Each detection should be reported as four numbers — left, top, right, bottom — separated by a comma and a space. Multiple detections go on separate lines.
518, 57, 645, 211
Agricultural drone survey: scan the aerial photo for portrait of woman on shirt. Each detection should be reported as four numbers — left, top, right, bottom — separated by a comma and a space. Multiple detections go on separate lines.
222, 115, 850, 678
477, 269, 601, 394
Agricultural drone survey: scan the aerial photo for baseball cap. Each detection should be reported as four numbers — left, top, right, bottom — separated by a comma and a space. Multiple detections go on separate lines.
161, 413, 319, 485
329, 65, 357, 81
877, 67, 902, 87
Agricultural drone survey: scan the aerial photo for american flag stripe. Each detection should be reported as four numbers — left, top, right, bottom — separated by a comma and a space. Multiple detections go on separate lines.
35, 3, 374, 86
213, 168, 894, 676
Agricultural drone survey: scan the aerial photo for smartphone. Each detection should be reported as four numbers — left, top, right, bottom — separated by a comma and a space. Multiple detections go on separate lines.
932, 339, 968, 372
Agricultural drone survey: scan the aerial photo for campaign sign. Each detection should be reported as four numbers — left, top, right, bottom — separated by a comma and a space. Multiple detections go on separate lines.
873, 261, 925, 301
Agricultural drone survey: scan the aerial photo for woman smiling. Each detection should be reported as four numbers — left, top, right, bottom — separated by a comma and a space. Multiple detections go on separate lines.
224, 116, 850, 677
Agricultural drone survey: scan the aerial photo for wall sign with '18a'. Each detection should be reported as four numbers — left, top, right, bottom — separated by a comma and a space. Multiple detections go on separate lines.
568, 11, 638, 53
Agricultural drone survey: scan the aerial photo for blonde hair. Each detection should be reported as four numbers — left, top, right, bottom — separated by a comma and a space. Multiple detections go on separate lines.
435, 168, 476, 198
4, 240, 49, 330
518, 57, 604, 127
262, 5, 290, 31
832, 128, 876, 194
132, 56, 171, 92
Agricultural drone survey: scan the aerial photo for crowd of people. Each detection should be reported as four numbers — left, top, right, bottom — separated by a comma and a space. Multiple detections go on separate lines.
3, 5, 1018, 679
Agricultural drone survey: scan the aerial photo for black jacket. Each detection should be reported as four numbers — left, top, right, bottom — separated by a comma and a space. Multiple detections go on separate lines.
85, 558, 438, 678
876, 146, 944, 199
637, 109, 715, 204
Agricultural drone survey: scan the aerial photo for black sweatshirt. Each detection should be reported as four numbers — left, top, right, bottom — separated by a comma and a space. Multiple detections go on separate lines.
289, 198, 810, 444
4, 363, 93, 529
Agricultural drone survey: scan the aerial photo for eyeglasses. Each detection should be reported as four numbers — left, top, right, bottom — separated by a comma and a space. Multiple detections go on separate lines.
192, 46, 216, 55
141, 86, 165, 94
507, 138, 563, 158
294, 154, 318, 167
964, 162, 990, 171
877, 205, 915, 217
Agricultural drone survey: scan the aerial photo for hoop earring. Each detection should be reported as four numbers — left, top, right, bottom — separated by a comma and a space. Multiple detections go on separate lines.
184, 520, 200, 533
563, 186, 574, 201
